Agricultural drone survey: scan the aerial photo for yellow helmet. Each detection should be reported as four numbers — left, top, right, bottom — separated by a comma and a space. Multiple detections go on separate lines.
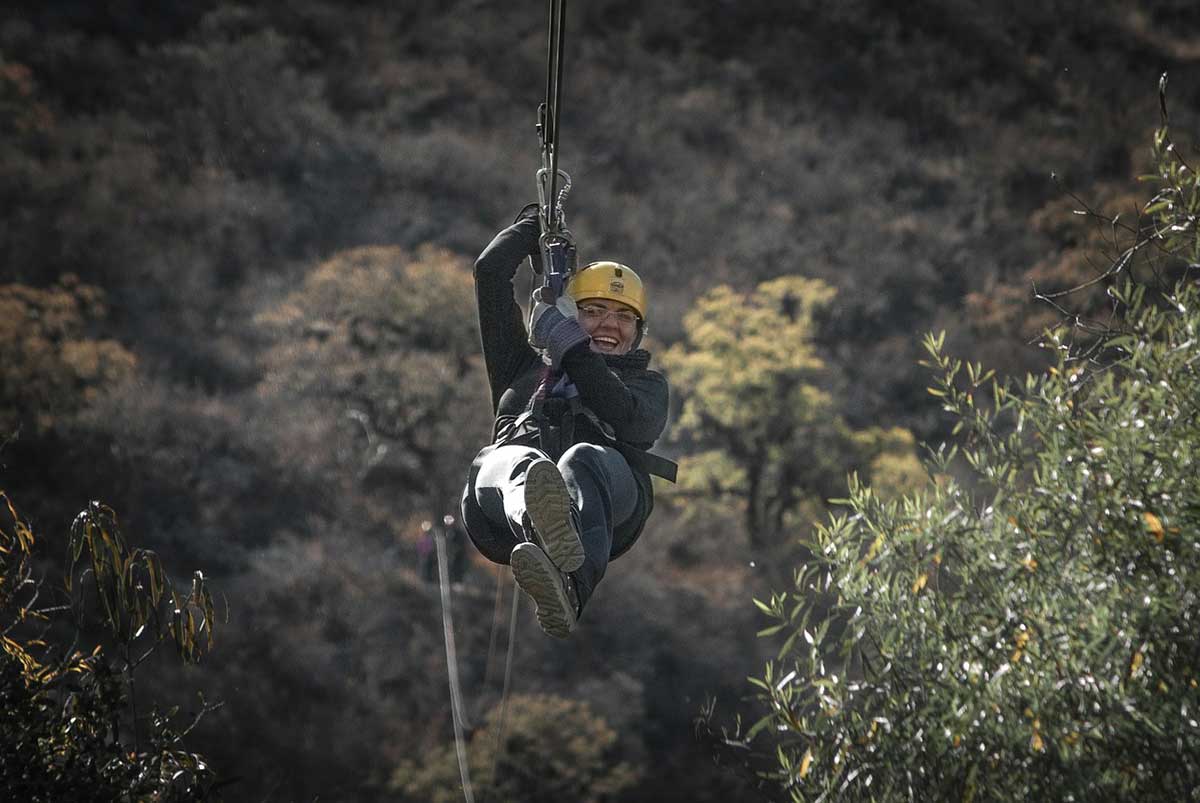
566, 261, 646, 320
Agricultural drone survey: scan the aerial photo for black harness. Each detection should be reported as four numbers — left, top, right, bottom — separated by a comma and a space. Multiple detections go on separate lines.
499, 367, 678, 483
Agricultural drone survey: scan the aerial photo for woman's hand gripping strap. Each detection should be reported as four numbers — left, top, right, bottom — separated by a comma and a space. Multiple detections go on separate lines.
529, 286, 588, 368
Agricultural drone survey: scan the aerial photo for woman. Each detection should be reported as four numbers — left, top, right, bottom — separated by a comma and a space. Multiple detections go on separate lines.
460, 205, 675, 638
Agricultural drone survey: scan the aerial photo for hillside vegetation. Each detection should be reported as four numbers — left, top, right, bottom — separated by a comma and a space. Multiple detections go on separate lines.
2, 2, 1197, 800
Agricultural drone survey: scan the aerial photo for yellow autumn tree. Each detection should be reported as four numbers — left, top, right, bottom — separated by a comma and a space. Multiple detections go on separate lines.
662, 276, 923, 549
0, 274, 136, 435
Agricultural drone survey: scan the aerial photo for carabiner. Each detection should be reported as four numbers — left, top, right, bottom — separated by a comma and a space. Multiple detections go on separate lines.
537, 166, 572, 234
538, 229, 577, 301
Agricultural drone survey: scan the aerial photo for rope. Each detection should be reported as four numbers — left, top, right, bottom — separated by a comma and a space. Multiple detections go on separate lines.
479, 567, 507, 693
480, 579, 520, 803
436, 534, 522, 803
435, 531, 475, 803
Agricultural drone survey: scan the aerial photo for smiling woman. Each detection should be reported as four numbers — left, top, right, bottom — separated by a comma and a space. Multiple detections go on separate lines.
578, 299, 638, 353
459, 208, 676, 639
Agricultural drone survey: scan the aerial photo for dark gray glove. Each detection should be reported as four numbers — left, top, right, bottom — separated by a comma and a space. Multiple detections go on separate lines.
529, 287, 588, 368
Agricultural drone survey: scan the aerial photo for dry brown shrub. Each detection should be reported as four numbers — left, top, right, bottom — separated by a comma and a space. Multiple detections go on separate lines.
0, 274, 136, 434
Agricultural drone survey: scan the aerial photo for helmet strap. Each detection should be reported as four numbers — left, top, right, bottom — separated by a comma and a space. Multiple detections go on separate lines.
630, 320, 646, 350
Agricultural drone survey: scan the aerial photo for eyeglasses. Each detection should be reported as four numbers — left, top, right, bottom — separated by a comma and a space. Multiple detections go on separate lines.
577, 303, 640, 327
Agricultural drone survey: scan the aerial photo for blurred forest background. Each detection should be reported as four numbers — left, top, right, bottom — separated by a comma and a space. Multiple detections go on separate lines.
2, 1, 1199, 800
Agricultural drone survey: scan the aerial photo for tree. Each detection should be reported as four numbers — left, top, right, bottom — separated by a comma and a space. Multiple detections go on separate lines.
0, 274, 136, 435
661, 276, 923, 549
0, 493, 222, 801
255, 243, 491, 511
390, 693, 640, 803
739, 89, 1200, 801
963, 180, 1151, 376
0, 56, 53, 141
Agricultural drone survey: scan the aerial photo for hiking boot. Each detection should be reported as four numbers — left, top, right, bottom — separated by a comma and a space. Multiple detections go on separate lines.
510, 542, 579, 639
523, 458, 584, 572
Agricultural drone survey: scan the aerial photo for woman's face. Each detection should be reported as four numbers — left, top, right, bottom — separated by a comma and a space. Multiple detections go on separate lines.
576, 298, 640, 355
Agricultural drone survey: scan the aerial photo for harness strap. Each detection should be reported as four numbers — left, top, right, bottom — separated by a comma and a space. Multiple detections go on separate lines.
615, 442, 679, 483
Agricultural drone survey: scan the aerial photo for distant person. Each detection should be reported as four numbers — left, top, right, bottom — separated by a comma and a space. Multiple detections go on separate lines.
460, 205, 675, 638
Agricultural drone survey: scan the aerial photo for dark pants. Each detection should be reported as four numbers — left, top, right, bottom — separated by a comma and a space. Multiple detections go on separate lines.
471, 442, 638, 608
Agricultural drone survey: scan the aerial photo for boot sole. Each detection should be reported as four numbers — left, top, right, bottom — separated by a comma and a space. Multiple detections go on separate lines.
524, 459, 585, 572
511, 543, 575, 639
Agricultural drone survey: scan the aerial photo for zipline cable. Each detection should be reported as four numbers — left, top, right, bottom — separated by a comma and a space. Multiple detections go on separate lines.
535, 0, 575, 304
544, 0, 566, 231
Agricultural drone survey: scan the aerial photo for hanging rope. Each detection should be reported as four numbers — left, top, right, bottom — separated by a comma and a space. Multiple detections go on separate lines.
435, 530, 475, 803
436, 531, 521, 803
480, 579, 520, 803
479, 567, 507, 693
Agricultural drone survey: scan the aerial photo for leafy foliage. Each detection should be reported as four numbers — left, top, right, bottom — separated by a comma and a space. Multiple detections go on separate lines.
391, 693, 640, 803
0, 275, 136, 434
68, 501, 220, 665
3, 3, 1198, 801
255, 243, 490, 507
743, 103, 1200, 801
0, 494, 222, 801
662, 276, 924, 549
964, 182, 1146, 365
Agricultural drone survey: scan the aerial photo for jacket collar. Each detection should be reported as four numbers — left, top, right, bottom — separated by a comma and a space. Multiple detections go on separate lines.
603, 348, 651, 370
